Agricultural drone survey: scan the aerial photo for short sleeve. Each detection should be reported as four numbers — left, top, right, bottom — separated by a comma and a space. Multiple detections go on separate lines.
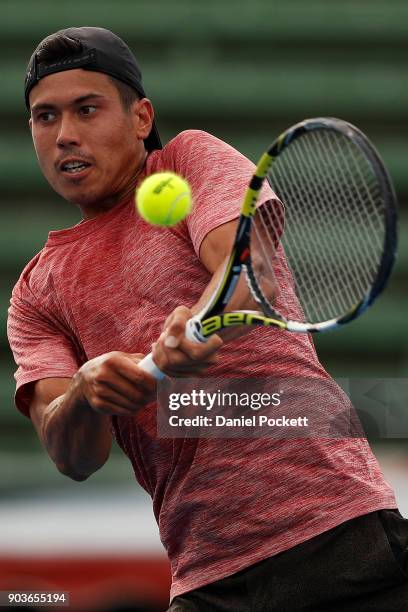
162, 130, 280, 257
7, 283, 81, 418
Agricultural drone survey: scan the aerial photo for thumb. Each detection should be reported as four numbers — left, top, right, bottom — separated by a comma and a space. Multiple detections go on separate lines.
163, 306, 193, 348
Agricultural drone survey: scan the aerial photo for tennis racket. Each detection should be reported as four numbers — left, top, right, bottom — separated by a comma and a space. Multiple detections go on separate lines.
138, 117, 398, 380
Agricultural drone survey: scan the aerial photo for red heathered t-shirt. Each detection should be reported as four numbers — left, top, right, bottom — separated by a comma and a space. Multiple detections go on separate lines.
8, 130, 396, 602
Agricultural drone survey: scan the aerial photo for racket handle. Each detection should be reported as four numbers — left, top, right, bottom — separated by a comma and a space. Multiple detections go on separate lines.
137, 317, 207, 381
137, 353, 166, 380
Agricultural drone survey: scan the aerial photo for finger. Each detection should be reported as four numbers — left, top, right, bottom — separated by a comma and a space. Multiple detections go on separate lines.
161, 364, 216, 378
155, 354, 218, 372
153, 333, 222, 367
157, 335, 222, 370
151, 341, 219, 374
177, 334, 223, 361
161, 305, 192, 331
92, 376, 156, 409
162, 306, 193, 348
100, 353, 157, 392
89, 394, 145, 417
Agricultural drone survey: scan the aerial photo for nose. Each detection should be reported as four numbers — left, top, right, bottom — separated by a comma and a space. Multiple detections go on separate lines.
56, 113, 81, 148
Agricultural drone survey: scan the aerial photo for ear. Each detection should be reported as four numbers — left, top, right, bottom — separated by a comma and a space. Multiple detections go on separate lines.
132, 98, 154, 140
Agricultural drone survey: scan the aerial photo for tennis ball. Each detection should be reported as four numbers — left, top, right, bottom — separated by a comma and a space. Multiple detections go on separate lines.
135, 172, 192, 226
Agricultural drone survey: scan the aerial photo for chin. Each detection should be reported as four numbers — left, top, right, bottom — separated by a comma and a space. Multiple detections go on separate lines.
58, 187, 101, 207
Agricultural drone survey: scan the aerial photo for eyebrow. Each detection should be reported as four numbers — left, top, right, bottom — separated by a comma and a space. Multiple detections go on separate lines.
31, 93, 106, 112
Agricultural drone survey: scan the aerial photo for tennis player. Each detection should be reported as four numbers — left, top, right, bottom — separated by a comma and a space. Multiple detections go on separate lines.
8, 27, 408, 611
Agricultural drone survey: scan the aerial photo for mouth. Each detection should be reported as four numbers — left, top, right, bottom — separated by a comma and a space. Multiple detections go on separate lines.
59, 158, 92, 177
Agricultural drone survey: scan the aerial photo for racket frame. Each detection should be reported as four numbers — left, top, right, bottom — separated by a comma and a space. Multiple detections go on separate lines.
188, 117, 398, 341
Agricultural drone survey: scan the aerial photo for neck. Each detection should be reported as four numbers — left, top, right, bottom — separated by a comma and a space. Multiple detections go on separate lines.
79, 151, 149, 220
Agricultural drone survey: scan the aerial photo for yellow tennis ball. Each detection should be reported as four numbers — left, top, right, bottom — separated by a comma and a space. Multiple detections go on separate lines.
135, 172, 192, 226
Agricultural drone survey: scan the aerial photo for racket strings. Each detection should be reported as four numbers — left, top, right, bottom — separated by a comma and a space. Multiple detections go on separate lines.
316, 138, 382, 308
271, 144, 353, 320
252, 200, 309, 322
295, 134, 373, 309
298, 137, 381, 319
251, 128, 386, 324
318, 131, 385, 279
257, 145, 354, 322
268, 172, 338, 321
319, 132, 382, 252
251, 201, 285, 308
300, 132, 383, 321
252, 178, 344, 323
323, 131, 384, 253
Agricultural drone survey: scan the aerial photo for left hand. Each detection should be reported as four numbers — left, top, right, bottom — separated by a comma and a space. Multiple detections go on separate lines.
151, 306, 223, 377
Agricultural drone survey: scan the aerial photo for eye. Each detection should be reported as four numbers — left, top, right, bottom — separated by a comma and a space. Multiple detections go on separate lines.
36, 111, 56, 123
79, 105, 97, 116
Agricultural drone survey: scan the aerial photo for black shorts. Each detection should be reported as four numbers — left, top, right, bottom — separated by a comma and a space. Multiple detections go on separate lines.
168, 510, 408, 611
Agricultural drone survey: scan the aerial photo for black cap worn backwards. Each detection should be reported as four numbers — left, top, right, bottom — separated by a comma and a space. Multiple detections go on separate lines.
25, 26, 162, 152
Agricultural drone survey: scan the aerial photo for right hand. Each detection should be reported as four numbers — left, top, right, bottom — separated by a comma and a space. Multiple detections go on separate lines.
150, 306, 223, 377
73, 351, 156, 417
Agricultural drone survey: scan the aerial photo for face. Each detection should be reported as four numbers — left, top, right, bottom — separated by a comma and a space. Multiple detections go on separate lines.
29, 69, 153, 217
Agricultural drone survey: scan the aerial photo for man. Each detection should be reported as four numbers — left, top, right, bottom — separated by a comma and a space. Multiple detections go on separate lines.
8, 27, 408, 611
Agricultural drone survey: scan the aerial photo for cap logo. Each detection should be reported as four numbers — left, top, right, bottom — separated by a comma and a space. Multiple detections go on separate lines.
38, 49, 97, 78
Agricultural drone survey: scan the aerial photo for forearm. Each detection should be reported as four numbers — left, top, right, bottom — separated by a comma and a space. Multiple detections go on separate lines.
191, 257, 261, 342
153, 256, 271, 374
40, 375, 112, 481
151, 222, 277, 372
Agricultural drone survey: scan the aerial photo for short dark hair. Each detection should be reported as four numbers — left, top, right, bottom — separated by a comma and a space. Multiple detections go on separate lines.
33, 32, 140, 110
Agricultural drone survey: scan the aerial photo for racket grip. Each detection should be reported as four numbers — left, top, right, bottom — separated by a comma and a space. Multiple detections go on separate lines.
137, 317, 207, 381
137, 353, 166, 380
